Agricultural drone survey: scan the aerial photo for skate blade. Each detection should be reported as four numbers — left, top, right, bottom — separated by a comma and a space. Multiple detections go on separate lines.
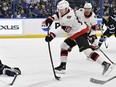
103, 64, 115, 77
55, 70, 65, 74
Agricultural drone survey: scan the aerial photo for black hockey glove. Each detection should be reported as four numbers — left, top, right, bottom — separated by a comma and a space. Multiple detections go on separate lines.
88, 35, 97, 44
3, 67, 21, 76
45, 17, 54, 26
1, 65, 21, 77
45, 32, 56, 42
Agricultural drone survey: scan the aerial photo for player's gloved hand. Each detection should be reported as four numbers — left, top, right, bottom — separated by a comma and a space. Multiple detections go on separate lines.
2, 65, 21, 77
98, 35, 107, 48
45, 32, 56, 42
88, 35, 97, 44
45, 17, 54, 26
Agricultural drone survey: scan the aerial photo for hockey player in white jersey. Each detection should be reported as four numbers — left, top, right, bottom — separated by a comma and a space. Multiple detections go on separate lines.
75, 3, 100, 50
60, 3, 100, 61
45, 0, 113, 75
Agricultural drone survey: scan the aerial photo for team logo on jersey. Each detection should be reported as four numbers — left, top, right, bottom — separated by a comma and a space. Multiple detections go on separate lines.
41, 21, 48, 31
67, 16, 71, 19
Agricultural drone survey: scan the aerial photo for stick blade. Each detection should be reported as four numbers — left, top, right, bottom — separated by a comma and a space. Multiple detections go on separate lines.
55, 76, 61, 81
90, 78, 106, 85
9, 74, 17, 85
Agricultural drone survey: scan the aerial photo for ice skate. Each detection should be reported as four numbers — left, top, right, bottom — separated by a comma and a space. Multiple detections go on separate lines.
55, 62, 66, 74
102, 61, 114, 76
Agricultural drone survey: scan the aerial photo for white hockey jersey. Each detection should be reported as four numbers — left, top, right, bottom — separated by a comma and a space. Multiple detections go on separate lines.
51, 7, 88, 40
75, 8, 98, 35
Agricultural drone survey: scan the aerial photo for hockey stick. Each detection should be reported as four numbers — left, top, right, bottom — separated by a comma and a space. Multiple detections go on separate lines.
9, 74, 17, 85
87, 37, 113, 64
90, 75, 116, 85
0, 74, 18, 85
100, 28, 108, 48
99, 48, 114, 64
47, 26, 60, 80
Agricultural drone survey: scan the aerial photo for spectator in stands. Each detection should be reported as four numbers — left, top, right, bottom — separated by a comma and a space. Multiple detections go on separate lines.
92, 2, 100, 17
110, 1, 116, 18
0, 11, 4, 18
2, 2, 9, 17
103, 1, 110, 14
18, 9, 28, 18
31, 5, 40, 17
0, 0, 115, 18
0, 3, 4, 18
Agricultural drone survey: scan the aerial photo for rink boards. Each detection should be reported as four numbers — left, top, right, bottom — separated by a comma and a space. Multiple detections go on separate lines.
0, 18, 111, 38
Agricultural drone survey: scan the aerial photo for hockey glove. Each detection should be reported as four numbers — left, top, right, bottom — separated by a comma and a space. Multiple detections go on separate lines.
98, 35, 107, 47
3, 66, 21, 77
0, 64, 21, 77
88, 35, 97, 44
45, 32, 56, 42
45, 17, 54, 26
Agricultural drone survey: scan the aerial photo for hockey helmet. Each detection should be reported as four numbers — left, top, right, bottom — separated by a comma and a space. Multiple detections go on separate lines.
57, 0, 69, 10
84, 3, 92, 9
57, 0, 69, 15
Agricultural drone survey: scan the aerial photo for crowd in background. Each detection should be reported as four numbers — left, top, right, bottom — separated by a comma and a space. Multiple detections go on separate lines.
0, 0, 115, 18
68, 0, 116, 18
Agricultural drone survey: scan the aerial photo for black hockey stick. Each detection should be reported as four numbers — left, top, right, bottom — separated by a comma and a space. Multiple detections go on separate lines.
90, 75, 116, 85
100, 28, 108, 48
99, 48, 114, 64
87, 37, 112, 64
0, 74, 18, 85
88, 36, 113, 64
9, 74, 17, 85
47, 27, 60, 80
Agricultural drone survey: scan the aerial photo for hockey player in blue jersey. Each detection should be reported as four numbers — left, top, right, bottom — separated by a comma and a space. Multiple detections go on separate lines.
98, 13, 116, 48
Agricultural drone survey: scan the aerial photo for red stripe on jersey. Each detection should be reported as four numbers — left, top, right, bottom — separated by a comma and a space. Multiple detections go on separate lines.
70, 27, 89, 40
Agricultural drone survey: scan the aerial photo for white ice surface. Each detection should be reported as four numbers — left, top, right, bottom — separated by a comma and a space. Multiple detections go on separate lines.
0, 37, 116, 87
